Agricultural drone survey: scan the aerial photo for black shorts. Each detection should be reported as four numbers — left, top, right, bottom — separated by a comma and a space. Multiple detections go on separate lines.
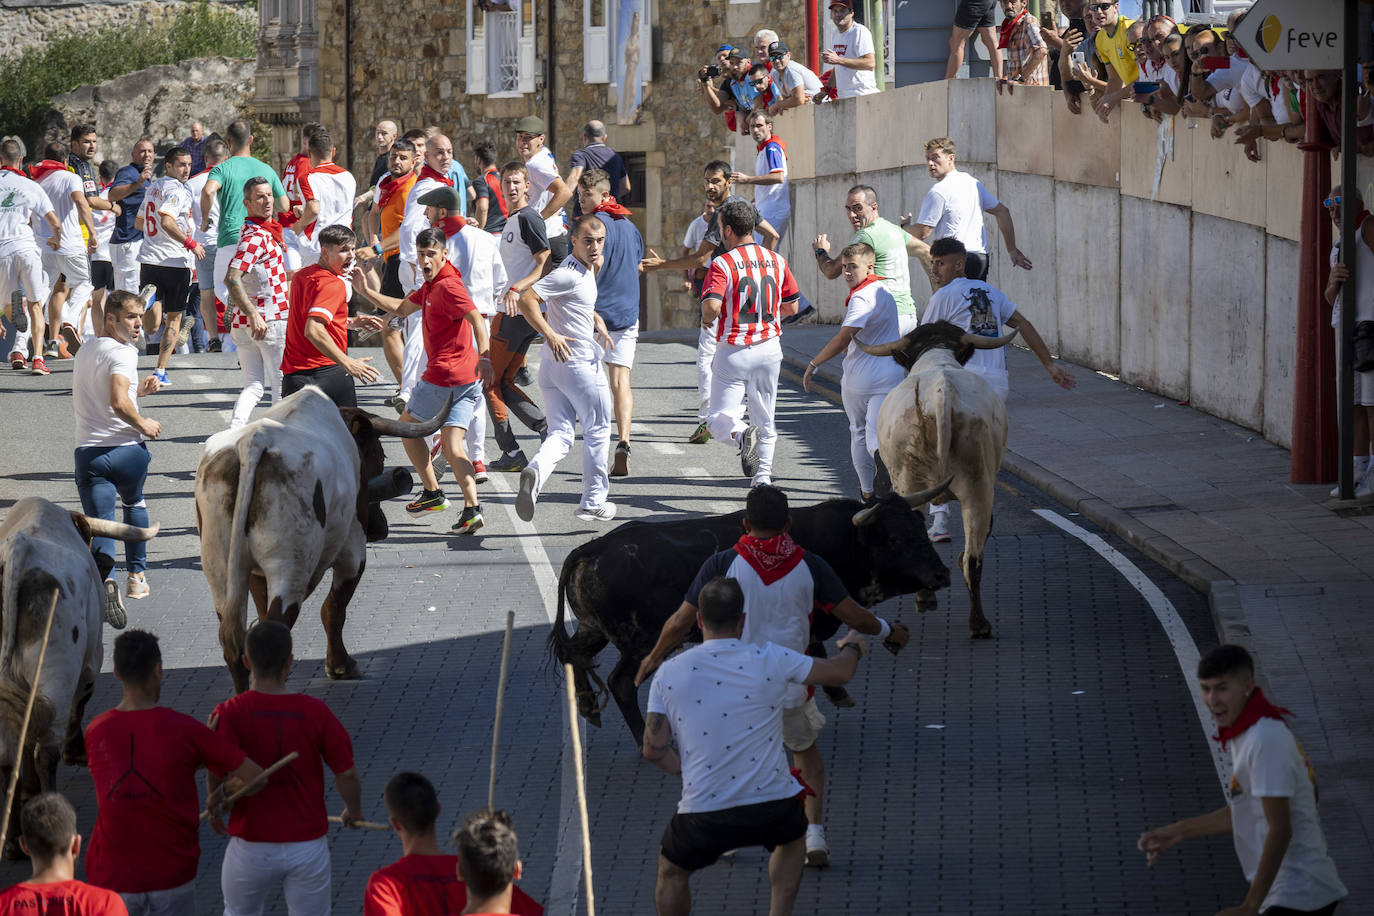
660, 797, 807, 872
139, 263, 192, 314
1262, 903, 1341, 916
282, 363, 357, 408
953, 0, 996, 30
91, 260, 114, 292
380, 254, 403, 299
964, 250, 990, 281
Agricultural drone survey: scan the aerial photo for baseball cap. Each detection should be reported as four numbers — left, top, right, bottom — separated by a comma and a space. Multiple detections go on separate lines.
716, 43, 736, 54
829, 0, 853, 8
767, 40, 789, 59
514, 115, 546, 135
416, 186, 463, 211
725, 46, 746, 60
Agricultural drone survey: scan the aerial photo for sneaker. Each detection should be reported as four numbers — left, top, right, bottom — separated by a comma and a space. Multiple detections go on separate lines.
928, 513, 951, 543
102, 579, 127, 630
611, 441, 630, 477
175, 320, 193, 349
738, 425, 761, 478
1357, 473, 1374, 499
472, 460, 489, 484
137, 284, 158, 311
688, 421, 712, 444
430, 443, 449, 482
490, 450, 528, 472
805, 826, 830, 868
782, 303, 816, 326
60, 323, 82, 357
152, 369, 172, 388
206, 338, 222, 353
516, 467, 538, 521
406, 490, 450, 517
8, 351, 26, 370
451, 505, 485, 535
125, 574, 149, 600
43, 340, 59, 358
576, 502, 618, 522
29, 356, 49, 376
513, 366, 533, 387
385, 392, 407, 415
8, 292, 26, 332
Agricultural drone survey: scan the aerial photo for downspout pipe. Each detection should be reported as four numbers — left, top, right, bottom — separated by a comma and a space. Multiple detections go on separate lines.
807, 0, 819, 74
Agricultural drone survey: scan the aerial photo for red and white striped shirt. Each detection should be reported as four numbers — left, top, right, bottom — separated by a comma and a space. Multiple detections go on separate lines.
700, 243, 800, 346
228, 221, 289, 326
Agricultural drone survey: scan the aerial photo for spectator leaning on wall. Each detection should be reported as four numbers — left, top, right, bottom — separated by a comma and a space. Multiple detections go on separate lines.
996, 0, 1049, 91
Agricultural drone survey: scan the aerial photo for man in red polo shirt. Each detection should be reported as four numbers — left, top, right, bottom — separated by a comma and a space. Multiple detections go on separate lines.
209, 620, 364, 916
364, 772, 543, 916
84, 630, 264, 914
280, 224, 383, 407
351, 226, 494, 536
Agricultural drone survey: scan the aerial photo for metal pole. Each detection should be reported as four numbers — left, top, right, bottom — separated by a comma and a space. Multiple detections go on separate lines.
1338, 0, 1357, 498
870, 0, 886, 90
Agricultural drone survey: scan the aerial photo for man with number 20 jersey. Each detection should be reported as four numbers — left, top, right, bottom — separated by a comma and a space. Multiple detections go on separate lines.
700, 199, 800, 487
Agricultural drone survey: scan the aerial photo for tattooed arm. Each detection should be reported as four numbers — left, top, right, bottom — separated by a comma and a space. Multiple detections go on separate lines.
642, 712, 681, 775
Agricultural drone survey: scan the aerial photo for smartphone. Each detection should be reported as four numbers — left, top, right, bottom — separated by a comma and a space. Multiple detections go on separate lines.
1071, 50, 1086, 68
1201, 56, 1230, 70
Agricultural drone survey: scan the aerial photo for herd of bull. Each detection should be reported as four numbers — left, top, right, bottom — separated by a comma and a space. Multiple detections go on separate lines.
0, 318, 1016, 847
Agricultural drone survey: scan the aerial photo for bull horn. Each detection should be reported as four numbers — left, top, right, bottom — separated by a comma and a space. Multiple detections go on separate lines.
82, 517, 160, 542
960, 328, 1020, 350
903, 475, 955, 509
364, 392, 453, 439
854, 338, 905, 358
851, 503, 881, 527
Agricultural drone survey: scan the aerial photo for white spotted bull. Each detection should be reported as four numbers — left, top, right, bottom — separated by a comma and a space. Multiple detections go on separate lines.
0, 497, 157, 857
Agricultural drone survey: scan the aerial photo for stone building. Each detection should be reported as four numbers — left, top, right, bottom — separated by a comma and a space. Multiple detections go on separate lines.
254, 0, 809, 328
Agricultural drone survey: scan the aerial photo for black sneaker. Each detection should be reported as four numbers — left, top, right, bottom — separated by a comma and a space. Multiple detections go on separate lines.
490, 450, 528, 472
739, 426, 761, 477
406, 489, 449, 517
516, 467, 538, 521
782, 303, 816, 326
207, 338, 223, 353
513, 366, 533, 387
102, 579, 127, 630
451, 505, 485, 535
9, 291, 27, 333
611, 441, 630, 477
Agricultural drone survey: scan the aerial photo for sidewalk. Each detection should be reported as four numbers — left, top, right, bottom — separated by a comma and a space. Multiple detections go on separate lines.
769, 323, 1374, 899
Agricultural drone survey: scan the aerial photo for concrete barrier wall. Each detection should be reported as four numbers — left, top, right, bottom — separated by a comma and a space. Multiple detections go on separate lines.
738, 80, 1304, 448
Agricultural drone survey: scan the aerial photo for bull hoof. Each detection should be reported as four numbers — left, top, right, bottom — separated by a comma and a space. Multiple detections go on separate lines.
915, 592, 939, 613
969, 625, 994, 640
576, 697, 602, 727
822, 685, 857, 709
327, 658, 362, 680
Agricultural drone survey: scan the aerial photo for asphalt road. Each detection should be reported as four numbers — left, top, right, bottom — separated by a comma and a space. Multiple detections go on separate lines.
0, 339, 1245, 914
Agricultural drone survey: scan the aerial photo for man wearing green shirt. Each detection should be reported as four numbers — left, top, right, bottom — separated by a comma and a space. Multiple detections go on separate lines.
813, 184, 930, 332
200, 120, 288, 315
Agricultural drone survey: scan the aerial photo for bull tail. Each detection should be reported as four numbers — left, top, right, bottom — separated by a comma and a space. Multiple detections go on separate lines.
547, 552, 579, 667
932, 376, 956, 489
220, 433, 265, 669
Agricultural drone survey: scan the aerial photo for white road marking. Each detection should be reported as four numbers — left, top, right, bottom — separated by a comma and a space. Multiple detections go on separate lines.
649, 442, 684, 456
1033, 508, 1230, 791
186, 373, 214, 386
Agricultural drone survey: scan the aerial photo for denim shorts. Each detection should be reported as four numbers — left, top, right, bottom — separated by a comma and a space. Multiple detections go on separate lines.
196, 246, 217, 292
408, 378, 481, 429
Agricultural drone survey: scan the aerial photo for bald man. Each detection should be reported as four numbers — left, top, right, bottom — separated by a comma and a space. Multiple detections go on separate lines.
566, 120, 630, 219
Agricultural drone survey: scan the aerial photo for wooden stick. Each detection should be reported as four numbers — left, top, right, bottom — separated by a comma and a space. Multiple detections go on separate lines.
489, 610, 515, 810
0, 590, 60, 854
563, 663, 595, 916
327, 815, 391, 831
200, 751, 299, 822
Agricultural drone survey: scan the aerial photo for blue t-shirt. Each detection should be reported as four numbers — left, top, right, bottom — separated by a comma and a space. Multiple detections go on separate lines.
447, 162, 471, 217
569, 144, 629, 217
593, 212, 645, 331
111, 164, 146, 244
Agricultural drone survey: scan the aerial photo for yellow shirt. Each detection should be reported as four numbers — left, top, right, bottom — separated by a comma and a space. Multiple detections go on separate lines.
1095, 17, 1140, 85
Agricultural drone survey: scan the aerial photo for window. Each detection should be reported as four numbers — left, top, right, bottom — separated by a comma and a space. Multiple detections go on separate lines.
466, 0, 536, 97
583, 0, 653, 91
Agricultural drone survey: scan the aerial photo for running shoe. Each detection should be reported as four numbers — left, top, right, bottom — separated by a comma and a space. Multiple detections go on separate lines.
125, 574, 149, 600
576, 502, 618, 522
687, 421, 712, 444
59, 323, 82, 357
804, 825, 830, 868
175, 320, 193, 349
611, 441, 630, 477
516, 467, 538, 521
472, 460, 489, 484
927, 513, 951, 543
783, 303, 816, 326
406, 490, 449, 517
8, 351, 26, 371
513, 366, 533, 387
385, 392, 407, 415
103, 579, 127, 630
8, 292, 26, 332
430, 442, 449, 482
29, 356, 50, 376
490, 450, 528, 472
43, 340, 59, 358
152, 369, 172, 388
138, 284, 157, 311
207, 338, 222, 353
739, 425, 761, 477
451, 505, 485, 535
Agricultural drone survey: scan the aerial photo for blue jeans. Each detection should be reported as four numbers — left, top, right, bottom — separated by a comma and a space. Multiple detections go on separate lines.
74, 442, 151, 575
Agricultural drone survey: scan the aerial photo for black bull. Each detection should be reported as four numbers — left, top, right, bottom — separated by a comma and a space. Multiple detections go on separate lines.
548, 494, 952, 743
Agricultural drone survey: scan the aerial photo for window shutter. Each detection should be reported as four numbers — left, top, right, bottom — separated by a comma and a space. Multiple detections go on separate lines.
468, 36, 487, 95
518, 30, 535, 93
584, 1, 609, 84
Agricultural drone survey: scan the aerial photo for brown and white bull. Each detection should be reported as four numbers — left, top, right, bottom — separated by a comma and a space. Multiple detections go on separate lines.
0, 497, 157, 856
195, 385, 439, 693
859, 320, 1019, 639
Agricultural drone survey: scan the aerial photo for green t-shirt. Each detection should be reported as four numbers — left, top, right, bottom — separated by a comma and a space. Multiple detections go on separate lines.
852, 216, 916, 317
208, 156, 287, 248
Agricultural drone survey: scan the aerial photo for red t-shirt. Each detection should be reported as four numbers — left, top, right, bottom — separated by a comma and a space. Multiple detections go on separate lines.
84, 707, 247, 893
363, 854, 543, 916
282, 264, 350, 375
210, 691, 354, 843
409, 261, 479, 387
0, 880, 127, 915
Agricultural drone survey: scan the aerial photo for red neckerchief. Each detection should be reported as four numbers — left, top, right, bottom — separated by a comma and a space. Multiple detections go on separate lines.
733, 533, 804, 586
1212, 687, 1294, 751
998, 10, 1027, 49
818, 70, 838, 101
420, 164, 454, 187
593, 196, 633, 219
757, 136, 787, 158
844, 274, 885, 308
311, 162, 347, 176
790, 767, 816, 805
29, 159, 69, 182
1, 166, 28, 178
435, 215, 467, 237
243, 215, 284, 248
377, 172, 413, 210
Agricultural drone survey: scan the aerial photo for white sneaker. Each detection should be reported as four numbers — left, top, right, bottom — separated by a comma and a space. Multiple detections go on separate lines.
928, 512, 951, 543
1356, 473, 1374, 499
576, 503, 618, 522
804, 825, 829, 868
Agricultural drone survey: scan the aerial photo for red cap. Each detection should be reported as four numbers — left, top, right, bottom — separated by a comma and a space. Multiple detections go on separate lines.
829, 0, 853, 8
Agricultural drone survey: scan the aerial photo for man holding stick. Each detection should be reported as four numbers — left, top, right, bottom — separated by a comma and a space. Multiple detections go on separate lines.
209, 621, 364, 915
84, 630, 264, 914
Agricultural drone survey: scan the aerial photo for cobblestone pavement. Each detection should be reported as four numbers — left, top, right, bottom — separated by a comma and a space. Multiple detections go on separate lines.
0, 340, 1254, 914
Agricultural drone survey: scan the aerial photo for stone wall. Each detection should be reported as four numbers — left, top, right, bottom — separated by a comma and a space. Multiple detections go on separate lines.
0, 0, 250, 57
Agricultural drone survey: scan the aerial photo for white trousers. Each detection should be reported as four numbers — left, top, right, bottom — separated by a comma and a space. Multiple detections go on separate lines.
213, 245, 235, 306
229, 320, 288, 428
465, 315, 492, 465
110, 241, 142, 294
696, 327, 717, 420
1, 246, 46, 356
121, 878, 195, 916
707, 337, 781, 484
399, 310, 424, 399
529, 349, 612, 510
221, 836, 331, 916
842, 378, 892, 495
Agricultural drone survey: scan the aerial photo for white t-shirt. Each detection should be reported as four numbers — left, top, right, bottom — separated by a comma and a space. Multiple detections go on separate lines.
185, 169, 219, 248
524, 147, 567, 241
1269, 79, 1294, 126
1227, 718, 1347, 912
752, 139, 789, 228
531, 255, 600, 361
775, 60, 823, 98
92, 187, 116, 262
827, 22, 879, 98
1204, 56, 1246, 96
0, 172, 53, 255
298, 164, 356, 254
683, 214, 709, 251
447, 222, 508, 316
137, 177, 194, 268
920, 277, 1019, 381
73, 337, 142, 448
842, 280, 908, 390
647, 639, 813, 814
399, 176, 444, 284
1161, 64, 1181, 98
35, 170, 85, 257
916, 169, 999, 255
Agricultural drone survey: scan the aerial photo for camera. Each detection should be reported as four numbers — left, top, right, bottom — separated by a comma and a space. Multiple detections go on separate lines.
698, 64, 721, 83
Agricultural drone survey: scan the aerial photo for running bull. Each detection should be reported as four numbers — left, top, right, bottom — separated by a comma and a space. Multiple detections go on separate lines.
549, 491, 953, 742
0, 497, 157, 857
195, 385, 439, 693
857, 320, 1018, 639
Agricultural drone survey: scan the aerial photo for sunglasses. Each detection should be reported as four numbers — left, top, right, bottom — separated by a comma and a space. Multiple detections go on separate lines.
750, 78, 768, 86
1089, 3, 1115, 11
1323, 196, 1342, 209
